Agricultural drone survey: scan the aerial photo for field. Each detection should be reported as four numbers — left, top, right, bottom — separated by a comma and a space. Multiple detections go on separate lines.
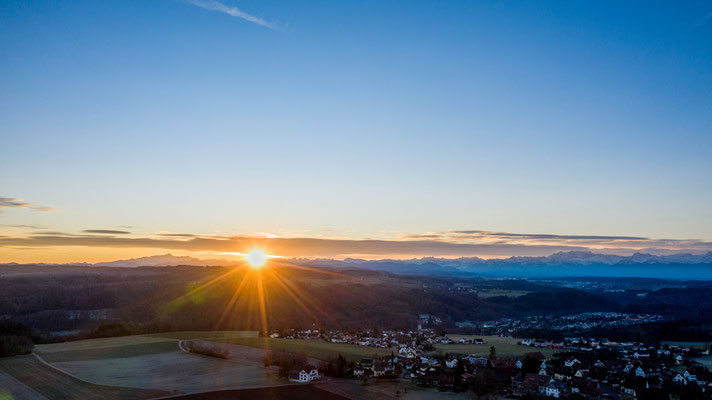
0, 368, 46, 400
1, 331, 558, 399
475, 289, 532, 298
661, 341, 711, 349
164, 385, 349, 400
214, 338, 394, 362
34, 335, 172, 354
440, 335, 560, 358
37, 340, 179, 363
214, 335, 557, 362
0, 354, 168, 400
143, 331, 259, 340
51, 349, 278, 393
693, 356, 712, 369
22, 332, 280, 396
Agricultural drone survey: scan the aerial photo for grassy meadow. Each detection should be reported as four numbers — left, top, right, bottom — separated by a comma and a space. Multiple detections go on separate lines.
26, 332, 277, 395
143, 330, 259, 340
0, 354, 168, 399
215, 337, 395, 362
440, 335, 560, 358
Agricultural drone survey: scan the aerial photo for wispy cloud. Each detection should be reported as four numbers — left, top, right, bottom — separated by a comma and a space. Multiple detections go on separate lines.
692, 11, 712, 30
185, 0, 281, 30
82, 230, 132, 235
1, 229, 711, 259
0, 196, 56, 213
0, 224, 47, 229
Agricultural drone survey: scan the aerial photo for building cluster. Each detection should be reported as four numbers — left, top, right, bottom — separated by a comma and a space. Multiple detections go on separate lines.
277, 327, 454, 349
275, 328, 712, 398
353, 339, 712, 398
461, 312, 663, 334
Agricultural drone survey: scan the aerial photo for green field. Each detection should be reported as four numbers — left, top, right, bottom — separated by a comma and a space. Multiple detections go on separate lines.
661, 341, 711, 349
476, 289, 532, 298
28, 333, 279, 394
38, 340, 180, 363
440, 335, 559, 358
215, 337, 394, 362
693, 356, 712, 369
34, 335, 172, 354
0, 354, 168, 400
33, 331, 258, 363
51, 349, 277, 393
143, 330, 259, 340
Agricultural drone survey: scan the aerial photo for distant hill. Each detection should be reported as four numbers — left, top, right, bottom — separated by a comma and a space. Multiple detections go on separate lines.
3, 251, 712, 279
0, 254, 238, 268
93, 254, 237, 268
291, 251, 712, 280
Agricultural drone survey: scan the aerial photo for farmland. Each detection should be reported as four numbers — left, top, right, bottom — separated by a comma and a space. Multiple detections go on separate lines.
51, 349, 277, 393
440, 335, 560, 358
0, 354, 168, 400
18, 332, 280, 396
214, 338, 394, 362
144, 331, 259, 340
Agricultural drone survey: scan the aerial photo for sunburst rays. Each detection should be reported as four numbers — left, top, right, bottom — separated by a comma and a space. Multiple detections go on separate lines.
160, 255, 356, 335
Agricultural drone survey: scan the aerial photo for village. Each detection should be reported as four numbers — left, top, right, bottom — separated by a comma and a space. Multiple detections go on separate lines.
276, 325, 712, 399
459, 312, 664, 334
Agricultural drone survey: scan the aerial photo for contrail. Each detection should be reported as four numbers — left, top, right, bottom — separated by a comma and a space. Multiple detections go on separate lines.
185, 0, 280, 30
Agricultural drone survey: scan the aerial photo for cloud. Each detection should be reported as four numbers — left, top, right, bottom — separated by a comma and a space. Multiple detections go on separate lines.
0, 224, 47, 229
0, 233, 587, 258
82, 230, 132, 235
693, 11, 712, 30
0, 196, 56, 213
1, 229, 711, 259
450, 231, 648, 241
185, 0, 281, 30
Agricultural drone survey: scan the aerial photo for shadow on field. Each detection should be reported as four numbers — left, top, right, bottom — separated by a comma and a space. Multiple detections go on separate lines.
160, 384, 348, 400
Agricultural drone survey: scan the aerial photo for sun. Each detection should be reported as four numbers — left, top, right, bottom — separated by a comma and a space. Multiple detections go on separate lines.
245, 250, 268, 268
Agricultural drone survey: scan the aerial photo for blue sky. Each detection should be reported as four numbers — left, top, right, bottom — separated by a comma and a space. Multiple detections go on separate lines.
1, 0, 711, 261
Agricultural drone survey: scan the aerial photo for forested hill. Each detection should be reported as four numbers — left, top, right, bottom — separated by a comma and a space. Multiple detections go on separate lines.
0, 264, 617, 336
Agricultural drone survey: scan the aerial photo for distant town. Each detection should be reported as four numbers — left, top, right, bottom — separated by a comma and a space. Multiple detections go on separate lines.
270, 320, 712, 399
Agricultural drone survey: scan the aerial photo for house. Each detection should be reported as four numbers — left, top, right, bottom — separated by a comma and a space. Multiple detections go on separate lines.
673, 373, 687, 385
514, 373, 552, 396
546, 381, 566, 398
564, 358, 581, 368
489, 359, 514, 369
288, 365, 320, 383
570, 377, 602, 397
635, 366, 646, 378
574, 369, 588, 378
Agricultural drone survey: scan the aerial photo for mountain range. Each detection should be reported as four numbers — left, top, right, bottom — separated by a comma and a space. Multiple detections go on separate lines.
3, 251, 712, 279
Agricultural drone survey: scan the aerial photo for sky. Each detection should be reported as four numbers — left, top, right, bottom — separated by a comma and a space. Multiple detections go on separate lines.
1, 0, 711, 262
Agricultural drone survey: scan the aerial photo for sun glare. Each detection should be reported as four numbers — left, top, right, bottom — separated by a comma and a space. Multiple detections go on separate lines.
245, 250, 267, 268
